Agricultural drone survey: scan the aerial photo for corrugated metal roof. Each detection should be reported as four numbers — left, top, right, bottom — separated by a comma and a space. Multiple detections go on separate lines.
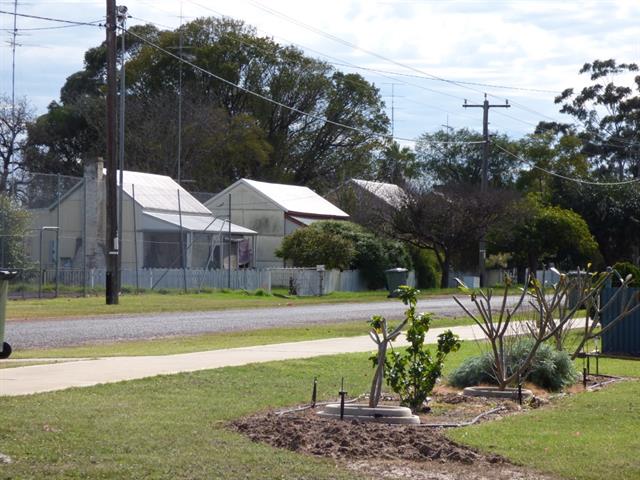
241, 179, 349, 217
142, 211, 257, 235
288, 215, 323, 226
117, 170, 210, 214
350, 179, 405, 208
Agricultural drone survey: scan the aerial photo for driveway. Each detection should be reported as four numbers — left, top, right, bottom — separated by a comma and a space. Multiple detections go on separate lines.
5, 296, 488, 349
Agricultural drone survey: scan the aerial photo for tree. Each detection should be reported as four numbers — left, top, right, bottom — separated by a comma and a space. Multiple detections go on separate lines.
553, 59, 640, 179
489, 195, 602, 274
454, 268, 640, 391
0, 194, 31, 268
550, 182, 640, 265
393, 184, 515, 288
25, 18, 389, 192
376, 142, 419, 184
0, 95, 33, 193
516, 128, 589, 196
415, 128, 522, 187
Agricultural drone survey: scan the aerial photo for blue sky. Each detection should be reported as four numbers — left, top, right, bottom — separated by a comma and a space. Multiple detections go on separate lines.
2, 0, 639, 144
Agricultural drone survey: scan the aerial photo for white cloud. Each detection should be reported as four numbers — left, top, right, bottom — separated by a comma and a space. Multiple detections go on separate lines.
2, 0, 638, 141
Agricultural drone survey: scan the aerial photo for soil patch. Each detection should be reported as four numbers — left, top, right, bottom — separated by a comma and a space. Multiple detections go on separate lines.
229, 380, 623, 479
230, 393, 559, 479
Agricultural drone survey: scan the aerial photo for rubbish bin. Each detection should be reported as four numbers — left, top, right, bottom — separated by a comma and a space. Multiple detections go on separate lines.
0, 269, 18, 359
385, 268, 409, 298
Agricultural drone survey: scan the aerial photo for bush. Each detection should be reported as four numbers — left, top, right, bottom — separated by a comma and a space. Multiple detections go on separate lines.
277, 220, 412, 289
409, 247, 438, 289
449, 338, 577, 391
613, 262, 640, 287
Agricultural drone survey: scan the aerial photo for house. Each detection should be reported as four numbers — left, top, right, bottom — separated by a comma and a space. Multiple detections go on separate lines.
26, 160, 257, 272
204, 179, 349, 268
325, 179, 405, 227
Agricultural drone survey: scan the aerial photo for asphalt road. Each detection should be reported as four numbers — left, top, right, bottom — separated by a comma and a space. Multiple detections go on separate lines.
4, 296, 480, 349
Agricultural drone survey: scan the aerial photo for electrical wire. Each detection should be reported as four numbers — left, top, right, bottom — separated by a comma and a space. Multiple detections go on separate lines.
0, 9, 104, 27
122, 25, 485, 146
493, 143, 640, 186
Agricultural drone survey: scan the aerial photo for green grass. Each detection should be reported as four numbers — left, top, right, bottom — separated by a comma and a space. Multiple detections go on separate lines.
6, 287, 461, 321
448, 380, 640, 480
11, 316, 476, 359
2, 338, 639, 479
445, 333, 640, 480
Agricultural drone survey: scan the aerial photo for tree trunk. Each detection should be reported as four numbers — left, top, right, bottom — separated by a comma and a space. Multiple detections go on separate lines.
369, 342, 387, 408
440, 255, 451, 289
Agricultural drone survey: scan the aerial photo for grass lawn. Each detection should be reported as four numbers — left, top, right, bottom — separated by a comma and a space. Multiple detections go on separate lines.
10, 316, 476, 359
6, 287, 461, 321
3, 332, 638, 478
445, 343, 640, 480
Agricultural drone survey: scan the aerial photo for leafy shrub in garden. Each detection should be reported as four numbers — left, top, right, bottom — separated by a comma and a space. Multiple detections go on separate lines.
449, 338, 577, 391
372, 287, 461, 411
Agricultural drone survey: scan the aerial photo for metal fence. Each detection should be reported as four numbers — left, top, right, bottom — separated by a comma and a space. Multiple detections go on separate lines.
600, 287, 640, 357
3, 171, 415, 297
269, 268, 416, 296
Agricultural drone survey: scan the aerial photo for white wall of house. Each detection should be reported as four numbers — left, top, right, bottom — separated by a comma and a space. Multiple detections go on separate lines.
207, 182, 288, 268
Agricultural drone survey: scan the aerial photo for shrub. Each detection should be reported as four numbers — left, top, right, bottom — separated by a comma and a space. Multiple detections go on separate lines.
613, 262, 640, 287
374, 287, 461, 411
409, 247, 438, 289
277, 220, 412, 289
449, 338, 577, 391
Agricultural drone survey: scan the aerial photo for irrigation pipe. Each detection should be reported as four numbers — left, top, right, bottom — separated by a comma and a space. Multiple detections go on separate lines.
587, 374, 623, 391
276, 393, 367, 416
418, 406, 506, 428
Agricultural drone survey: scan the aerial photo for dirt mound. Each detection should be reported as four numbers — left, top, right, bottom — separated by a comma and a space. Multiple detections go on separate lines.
231, 410, 500, 464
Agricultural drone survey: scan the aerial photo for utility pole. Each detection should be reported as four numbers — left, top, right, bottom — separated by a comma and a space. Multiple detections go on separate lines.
105, 0, 119, 304
117, 5, 127, 293
463, 93, 510, 287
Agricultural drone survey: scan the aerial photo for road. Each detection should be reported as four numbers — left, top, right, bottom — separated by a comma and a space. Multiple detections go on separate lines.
5, 296, 482, 349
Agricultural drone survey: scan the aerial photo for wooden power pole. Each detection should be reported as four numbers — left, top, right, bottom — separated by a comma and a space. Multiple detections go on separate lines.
105, 0, 119, 304
463, 94, 510, 287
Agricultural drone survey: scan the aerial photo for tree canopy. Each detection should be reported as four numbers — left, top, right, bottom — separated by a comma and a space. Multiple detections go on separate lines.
415, 128, 522, 188
488, 195, 602, 274
24, 18, 389, 193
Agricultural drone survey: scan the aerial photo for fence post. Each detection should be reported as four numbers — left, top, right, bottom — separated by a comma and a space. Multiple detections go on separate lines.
132, 184, 140, 292
55, 173, 61, 298
177, 189, 187, 294
82, 177, 87, 296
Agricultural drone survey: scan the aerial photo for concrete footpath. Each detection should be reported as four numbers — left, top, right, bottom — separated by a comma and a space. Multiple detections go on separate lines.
0, 324, 486, 397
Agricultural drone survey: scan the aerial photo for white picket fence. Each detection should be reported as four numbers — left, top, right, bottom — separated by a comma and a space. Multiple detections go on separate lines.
40, 267, 415, 295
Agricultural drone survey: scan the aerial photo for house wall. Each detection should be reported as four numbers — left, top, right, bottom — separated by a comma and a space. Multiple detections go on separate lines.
207, 183, 286, 268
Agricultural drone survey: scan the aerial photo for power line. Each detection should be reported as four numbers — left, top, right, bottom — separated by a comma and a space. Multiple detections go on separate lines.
328, 61, 562, 95
122, 26, 484, 146
493, 143, 640, 186
0, 9, 104, 27
142, 1, 547, 134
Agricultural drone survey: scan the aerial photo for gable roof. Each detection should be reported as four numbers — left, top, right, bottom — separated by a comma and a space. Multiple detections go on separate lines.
349, 179, 406, 208
208, 178, 349, 218
119, 170, 210, 215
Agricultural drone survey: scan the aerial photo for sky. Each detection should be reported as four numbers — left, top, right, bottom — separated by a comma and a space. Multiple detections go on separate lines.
1, 0, 639, 145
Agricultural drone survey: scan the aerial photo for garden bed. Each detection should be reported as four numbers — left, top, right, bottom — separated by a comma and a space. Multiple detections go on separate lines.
231, 379, 622, 480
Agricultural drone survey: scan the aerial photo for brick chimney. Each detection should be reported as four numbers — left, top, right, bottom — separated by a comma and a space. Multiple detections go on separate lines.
83, 158, 107, 269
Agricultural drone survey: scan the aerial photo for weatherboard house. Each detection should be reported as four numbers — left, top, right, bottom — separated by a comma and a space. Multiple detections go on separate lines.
26, 160, 257, 272
204, 179, 349, 268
